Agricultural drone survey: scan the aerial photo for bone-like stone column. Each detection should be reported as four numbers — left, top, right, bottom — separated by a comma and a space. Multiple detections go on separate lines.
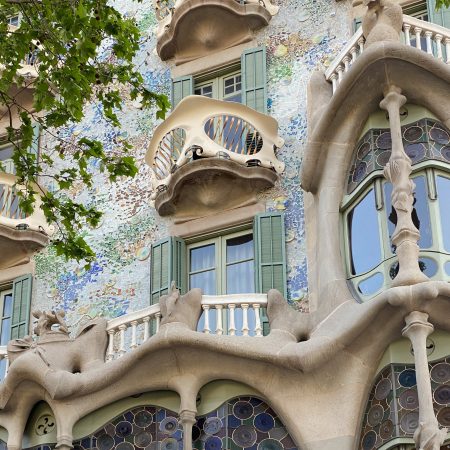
379, 86, 428, 287
402, 312, 447, 450
180, 409, 197, 450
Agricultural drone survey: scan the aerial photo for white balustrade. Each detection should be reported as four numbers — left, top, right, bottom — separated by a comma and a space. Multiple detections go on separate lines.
105, 294, 268, 360
325, 15, 450, 95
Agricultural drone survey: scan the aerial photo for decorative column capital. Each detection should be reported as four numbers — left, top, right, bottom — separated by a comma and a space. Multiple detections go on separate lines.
402, 311, 434, 341
379, 85, 406, 112
179, 409, 197, 425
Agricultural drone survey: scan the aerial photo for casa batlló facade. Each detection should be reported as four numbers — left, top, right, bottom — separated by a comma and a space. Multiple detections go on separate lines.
1, 0, 450, 449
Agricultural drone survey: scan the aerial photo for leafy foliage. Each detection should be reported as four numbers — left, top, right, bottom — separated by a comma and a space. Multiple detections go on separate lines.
436, 0, 450, 9
0, 0, 170, 267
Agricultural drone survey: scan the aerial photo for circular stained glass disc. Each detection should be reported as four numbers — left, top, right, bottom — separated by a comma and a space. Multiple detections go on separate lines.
377, 132, 392, 149
233, 401, 254, 420
135, 431, 152, 448
368, 405, 384, 426
399, 369, 417, 387
430, 126, 450, 145
254, 413, 275, 432
97, 434, 114, 450
438, 407, 450, 426
400, 411, 419, 433
203, 417, 222, 435
404, 125, 423, 142
269, 427, 287, 440
380, 420, 394, 440
434, 385, 450, 405
376, 150, 391, 166
116, 421, 133, 437
116, 443, 134, 450
232, 425, 257, 447
441, 146, 450, 162
205, 436, 222, 450
161, 438, 178, 450
353, 161, 367, 184
134, 410, 153, 427
431, 363, 450, 383
357, 142, 371, 160
160, 417, 178, 434
399, 389, 419, 410
362, 430, 377, 450
405, 143, 426, 163
375, 378, 392, 400
258, 438, 283, 450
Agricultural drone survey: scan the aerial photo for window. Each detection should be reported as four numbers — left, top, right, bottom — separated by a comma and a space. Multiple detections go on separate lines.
171, 47, 267, 113
343, 116, 450, 300
0, 289, 12, 378
7, 14, 20, 27
150, 213, 287, 334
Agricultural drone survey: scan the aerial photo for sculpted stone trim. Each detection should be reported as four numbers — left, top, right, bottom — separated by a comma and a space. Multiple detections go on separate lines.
156, 0, 272, 63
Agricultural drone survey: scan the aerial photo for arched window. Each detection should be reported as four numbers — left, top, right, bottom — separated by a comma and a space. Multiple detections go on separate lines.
343, 109, 450, 300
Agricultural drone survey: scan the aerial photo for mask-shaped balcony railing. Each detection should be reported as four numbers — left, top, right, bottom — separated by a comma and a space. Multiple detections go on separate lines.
146, 95, 285, 202
325, 15, 450, 95
154, 0, 279, 61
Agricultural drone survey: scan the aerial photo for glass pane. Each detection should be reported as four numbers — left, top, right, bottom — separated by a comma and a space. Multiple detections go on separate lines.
190, 244, 215, 272
445, 261, 450, 276
0, 145, 14, 161
358, 272, 384, 296
226, 234, 253, 263
348, 189, 382, 274
1, 317, 11, 345
224, 93, 241, 104
437, 176, 450, 252
3, 294, 12, 318
190, 270, 216, 295
227, 261, 255, 294
419, 257, 438, 277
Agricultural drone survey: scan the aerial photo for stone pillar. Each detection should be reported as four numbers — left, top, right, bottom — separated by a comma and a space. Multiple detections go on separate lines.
402, 311, 447, 449
179, 409, 196, 450
379, 86, 428, 287
55, 434, 74, 450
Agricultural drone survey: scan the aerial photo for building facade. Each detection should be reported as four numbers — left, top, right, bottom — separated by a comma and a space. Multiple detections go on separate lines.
0, 0, 450, 449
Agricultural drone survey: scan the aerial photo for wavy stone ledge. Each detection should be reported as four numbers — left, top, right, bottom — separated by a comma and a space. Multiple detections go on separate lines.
154, 158, 278, 219
157, 0, 272, 63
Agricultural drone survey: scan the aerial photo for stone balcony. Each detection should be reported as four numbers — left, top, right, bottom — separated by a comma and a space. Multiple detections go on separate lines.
155, 0, 279, 63
0, 173, 54, 269
145, 95, 285, 219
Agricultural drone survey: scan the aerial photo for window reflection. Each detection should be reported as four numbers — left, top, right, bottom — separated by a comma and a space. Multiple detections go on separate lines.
437, 176, 450, 253
348, 189, 382, 275
358, 272, 384, 295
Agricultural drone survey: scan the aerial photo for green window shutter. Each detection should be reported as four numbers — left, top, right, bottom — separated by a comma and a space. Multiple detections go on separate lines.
10, 274, 33, 340
150, 237, 186, 304
254, 212, 287, 297
171, 76, 194, 110
241, 47, 267, 114
30, 121, 40, 161
427, 0, 450, 28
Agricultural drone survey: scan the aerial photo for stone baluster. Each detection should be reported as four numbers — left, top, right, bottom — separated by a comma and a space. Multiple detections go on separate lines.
336, 64, 344, 83
242, 304, 249, 336
445, 38, 450, 64
414, 27, 422, 49
404, 23, 411, 46
155, 312, 161, 332
228, 304, 236, 336
143, 316, 150, 341
357, 36, 365, 54
330, 73, 337, 94
435, 34, 443, 61
253, 304, 262, 337
215, 305, 223, 335
425, 31, 433, 54
202, 305, 210, 334
402, 312, 447, 449
107, 329, 115, 361
118, 324, 127, 357
130, 320, 138, 349
343, 55, 351, 72
379, 86, 428, 286
350, 46, 357, 63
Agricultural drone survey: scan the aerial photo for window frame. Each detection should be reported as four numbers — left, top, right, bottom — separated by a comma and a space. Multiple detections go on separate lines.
194, 67, 242, 103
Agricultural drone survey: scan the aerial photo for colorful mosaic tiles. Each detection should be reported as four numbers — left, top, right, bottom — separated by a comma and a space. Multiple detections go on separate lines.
348, 118, 450, 193
359, 357, 450, 449
193, 396, 298, 450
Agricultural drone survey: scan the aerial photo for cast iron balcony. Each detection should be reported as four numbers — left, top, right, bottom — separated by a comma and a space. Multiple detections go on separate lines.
0, 173, 54, 269
155, 0, 279, 63
145, 95, 285, 218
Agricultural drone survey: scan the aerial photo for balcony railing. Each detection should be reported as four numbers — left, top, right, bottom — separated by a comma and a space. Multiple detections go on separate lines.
325, 15, 450, 95
146, 95, 285, 199
0, 172, 53, 234
106, 293, 268, 360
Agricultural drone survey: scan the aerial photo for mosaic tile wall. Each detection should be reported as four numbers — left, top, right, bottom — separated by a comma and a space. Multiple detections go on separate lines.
18, 397, 298, 450
359, 357, 450, 450
32, 0, 353, 324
